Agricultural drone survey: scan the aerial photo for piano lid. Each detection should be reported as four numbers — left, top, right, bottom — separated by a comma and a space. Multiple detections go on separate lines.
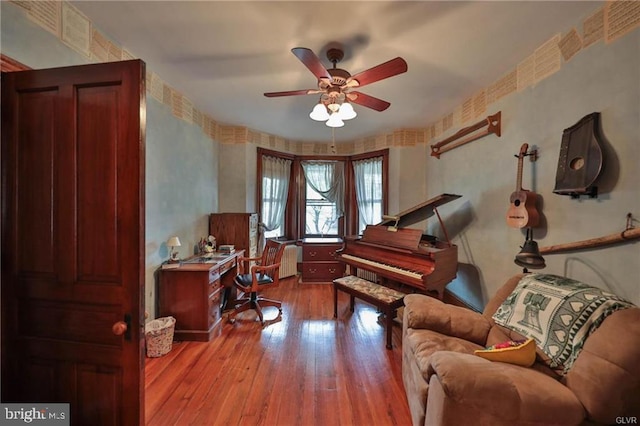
377, 193, 462, 228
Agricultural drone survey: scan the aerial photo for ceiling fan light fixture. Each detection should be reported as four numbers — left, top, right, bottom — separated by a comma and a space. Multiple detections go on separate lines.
327, 102, 340, 113
309, 103, 330, 121
338, 102, 357, 120
326, 113, 344, 128
266, 47, 407, 129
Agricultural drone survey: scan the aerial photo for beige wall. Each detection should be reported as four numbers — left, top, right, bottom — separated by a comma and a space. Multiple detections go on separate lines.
218, 143, 258, 213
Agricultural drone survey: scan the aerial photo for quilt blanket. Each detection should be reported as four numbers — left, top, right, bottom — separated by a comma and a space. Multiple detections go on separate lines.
492, 273, 634, 374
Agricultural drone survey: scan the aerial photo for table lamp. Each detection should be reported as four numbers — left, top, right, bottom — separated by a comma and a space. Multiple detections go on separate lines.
167, 236, 181, 263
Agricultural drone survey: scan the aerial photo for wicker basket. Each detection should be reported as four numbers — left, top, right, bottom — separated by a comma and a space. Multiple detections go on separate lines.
145, 316, 176, 357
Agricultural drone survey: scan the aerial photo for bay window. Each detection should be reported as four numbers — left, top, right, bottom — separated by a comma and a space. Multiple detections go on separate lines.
257, 148, 388, 239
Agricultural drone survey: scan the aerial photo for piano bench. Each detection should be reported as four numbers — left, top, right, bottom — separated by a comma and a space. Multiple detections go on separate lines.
333, 275, 406, 349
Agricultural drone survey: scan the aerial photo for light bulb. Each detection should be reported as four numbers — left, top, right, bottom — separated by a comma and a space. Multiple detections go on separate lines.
326, 112, 344, 128
327, 103, 340, 113
309, 103, 330, 121
338, 102, 357, 120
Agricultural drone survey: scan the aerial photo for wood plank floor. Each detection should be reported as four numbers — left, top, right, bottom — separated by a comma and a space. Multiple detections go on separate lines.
145, 275, 412, 426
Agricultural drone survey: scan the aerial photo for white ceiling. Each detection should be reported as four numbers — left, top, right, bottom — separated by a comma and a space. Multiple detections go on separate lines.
72, 1, 600, 143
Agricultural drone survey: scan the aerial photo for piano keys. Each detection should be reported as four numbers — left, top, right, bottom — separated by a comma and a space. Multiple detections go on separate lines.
336, 193, 461, 299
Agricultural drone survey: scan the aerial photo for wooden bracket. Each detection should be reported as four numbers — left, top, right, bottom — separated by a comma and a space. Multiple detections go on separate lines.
430, 111, 501, 159
514, 147, 538, 162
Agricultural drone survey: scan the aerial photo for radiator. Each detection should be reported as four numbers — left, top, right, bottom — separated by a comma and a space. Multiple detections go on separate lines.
357, 269, 378, 283
279, 244, 299, 278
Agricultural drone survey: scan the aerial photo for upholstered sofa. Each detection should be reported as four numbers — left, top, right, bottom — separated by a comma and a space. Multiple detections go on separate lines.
402, 273, 640, 426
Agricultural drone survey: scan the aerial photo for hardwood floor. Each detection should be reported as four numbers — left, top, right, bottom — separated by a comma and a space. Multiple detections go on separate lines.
145, 275, 412, 425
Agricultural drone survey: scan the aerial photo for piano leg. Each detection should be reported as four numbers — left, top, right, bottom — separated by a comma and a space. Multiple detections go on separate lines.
384, 307, 394, 350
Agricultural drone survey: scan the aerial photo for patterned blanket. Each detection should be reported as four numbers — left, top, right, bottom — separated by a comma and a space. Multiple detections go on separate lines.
492, 273, 635, 374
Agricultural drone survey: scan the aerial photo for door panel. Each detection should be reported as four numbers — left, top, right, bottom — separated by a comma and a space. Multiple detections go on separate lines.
77, 85, 119, 279
2, 60, 145, 425
16, 90, 56, 275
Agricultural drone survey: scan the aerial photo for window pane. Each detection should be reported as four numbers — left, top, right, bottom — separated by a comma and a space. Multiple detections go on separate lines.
305, 184, 338, 235
358, 203, 382, 234
264, 227, 281, 239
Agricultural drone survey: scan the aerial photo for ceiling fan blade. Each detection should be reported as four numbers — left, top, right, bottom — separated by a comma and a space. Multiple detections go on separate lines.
347, 91, 391, 111
346, 57, 408, 88
291, 47, 333, 83
264, 89, 321, 97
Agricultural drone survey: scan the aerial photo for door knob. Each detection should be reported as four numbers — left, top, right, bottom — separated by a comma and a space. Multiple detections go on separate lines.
112, 321, 127, 335
112, 313, 132, 340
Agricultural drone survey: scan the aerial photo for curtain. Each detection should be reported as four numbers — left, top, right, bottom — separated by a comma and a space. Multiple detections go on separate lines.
353, 156, 383, 234
261, 155, 292, 244
300, 160, 345, 215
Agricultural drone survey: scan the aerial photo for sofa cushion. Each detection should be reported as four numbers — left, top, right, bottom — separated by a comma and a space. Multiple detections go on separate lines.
426, 351, 586, 425
492, 273, 635, 375
405, 328, 483, 381
404, 293, 491, 345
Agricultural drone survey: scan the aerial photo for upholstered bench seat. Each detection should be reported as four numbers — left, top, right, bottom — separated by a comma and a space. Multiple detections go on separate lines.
333, 275, 406, 349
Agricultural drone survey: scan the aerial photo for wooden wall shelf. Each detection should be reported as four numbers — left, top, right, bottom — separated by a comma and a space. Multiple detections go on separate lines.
430, 111, 501, 159
540, 215, 639, 254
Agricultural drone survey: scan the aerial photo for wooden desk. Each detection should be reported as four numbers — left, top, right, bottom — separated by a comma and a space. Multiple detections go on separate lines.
158, 251, 244, 341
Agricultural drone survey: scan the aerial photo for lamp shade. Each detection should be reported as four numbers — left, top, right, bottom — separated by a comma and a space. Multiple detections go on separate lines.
167, 236, 181, 247
309, 103, 330, 121
338, 102, 357, 120
326, 112, 344, 128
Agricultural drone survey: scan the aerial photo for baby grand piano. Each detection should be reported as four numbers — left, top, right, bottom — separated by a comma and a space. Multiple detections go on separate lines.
336, 193, 461, 299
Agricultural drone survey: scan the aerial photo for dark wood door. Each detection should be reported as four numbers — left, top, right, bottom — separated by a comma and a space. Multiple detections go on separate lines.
1, 60, 146, 425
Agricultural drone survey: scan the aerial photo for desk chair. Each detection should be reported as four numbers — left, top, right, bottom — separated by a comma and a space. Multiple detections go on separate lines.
228, 239, 286, 325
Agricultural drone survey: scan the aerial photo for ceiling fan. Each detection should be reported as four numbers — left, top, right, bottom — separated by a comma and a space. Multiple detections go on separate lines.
264, 47, 408, 113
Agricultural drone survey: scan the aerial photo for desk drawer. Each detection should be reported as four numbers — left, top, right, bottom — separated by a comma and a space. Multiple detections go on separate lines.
209, 269, 220, 284
302, 244, 341, 262
208, 288, 222, 327
218, 258, 236, 276
208, 275, 221, 297
301, 261, 345, 282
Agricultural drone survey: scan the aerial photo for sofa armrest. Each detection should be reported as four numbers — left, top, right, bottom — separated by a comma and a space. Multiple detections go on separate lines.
425, 351, 585, 425
403, 294, 491, 345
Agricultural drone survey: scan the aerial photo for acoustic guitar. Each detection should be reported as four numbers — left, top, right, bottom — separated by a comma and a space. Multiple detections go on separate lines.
506, 143, 540, 228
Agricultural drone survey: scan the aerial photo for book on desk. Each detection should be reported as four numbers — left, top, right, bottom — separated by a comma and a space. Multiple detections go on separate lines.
218, 245, 235, 254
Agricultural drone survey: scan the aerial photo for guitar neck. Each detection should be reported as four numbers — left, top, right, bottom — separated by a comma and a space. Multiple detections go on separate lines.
516, 156, 524, 191
515, 143, 528, 191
